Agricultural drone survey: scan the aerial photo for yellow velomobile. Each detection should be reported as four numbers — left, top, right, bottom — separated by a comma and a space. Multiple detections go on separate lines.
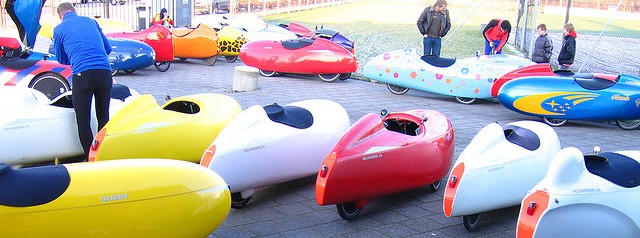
215, 26, 247, 63
89, 93, 241, 163
172, 24, 219, 66
0, 159, 230, 237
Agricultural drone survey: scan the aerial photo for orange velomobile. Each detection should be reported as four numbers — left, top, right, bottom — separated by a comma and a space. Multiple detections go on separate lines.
172, 24, 219, 66
315, 109, 455, 220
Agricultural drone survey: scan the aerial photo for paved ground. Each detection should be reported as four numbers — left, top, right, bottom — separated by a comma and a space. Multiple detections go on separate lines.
106, 56, 639, 238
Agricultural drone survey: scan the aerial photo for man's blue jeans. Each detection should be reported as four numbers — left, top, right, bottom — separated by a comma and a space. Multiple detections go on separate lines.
485, 40, 503, 55
423, 36, 442, 56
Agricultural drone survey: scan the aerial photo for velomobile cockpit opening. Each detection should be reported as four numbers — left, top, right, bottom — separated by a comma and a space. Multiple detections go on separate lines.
50, 95, 73, 108
264, 103, 313, 129
420, 55, 456, 68
384, 118, 420, 136
164, 101, 200, 114
282, 38, 315, 50
502, 125, 540, 151
573, 73, 618, 90
585, 152, 640, 188
0, 163, 70, 207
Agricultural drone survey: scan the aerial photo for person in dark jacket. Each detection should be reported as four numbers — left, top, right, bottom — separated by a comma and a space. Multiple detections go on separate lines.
482, 19, 511, 55
416, 0, 451, 56
531, 23, 553, 63
558, 23, 577, 69
54, 2, 113, 160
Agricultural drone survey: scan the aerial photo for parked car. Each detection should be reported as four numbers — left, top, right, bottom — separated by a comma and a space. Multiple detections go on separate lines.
195, 0, 230, 14
212, 0, 230, 13
195, 0, 211, 14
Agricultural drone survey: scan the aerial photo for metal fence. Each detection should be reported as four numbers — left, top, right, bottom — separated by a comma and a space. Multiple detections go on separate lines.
514, 0, 640, 76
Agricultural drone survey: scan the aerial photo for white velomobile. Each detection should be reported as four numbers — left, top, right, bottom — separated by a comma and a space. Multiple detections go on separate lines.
517, 147, 640, 238
363, 48, 534, 104
0, 84, 139, 166
443, 121, 561, 231
200, 99, 350, 208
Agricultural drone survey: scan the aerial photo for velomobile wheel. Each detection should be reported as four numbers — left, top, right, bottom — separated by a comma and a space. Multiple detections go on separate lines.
387, 84, 409, 95
178, 58, 187, 61
318, 73, 340, 82
463, 213, 482, 231
28, 72, 71, 100
542, 117, 568, 127
455, 96, 476, 104
224, 55, 238, 63
336, 202, 362, 221
154, 61, 170, 72
338, 73, 351, 80
259, 70, 277, 77
203, 56, 217, 66
123, 70, 136, 74
428, 179, 442, 192
230, 192, 251, 209
111, 69, 119, 76
616, 120, 640, 130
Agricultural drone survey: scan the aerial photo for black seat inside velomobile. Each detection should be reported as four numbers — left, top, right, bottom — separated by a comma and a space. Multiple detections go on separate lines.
502, 124, 540, 151
314, 28, 338, 38
264, 103, 313, 129
164, 100, 201, 114
553, 69, 575, 77
573, 73, 619, 90
420, 55, 456, 68
0, 36, 23, 58
385, 118, 420, 136
50, 94, 73, 108
50, 84, 133, 108
0, 163, 70, 207
585, 152, 640, 188
282, 38, 315, 50
111, 84, 132, 102
0, 56, 39, 70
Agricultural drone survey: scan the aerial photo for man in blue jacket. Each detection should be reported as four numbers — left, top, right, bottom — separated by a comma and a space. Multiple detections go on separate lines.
54, 2, 112, 160
416, 0, 451, 56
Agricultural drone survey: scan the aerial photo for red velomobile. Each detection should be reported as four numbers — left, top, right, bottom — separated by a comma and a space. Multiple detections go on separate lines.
315, 109, 455, 220
107, 24, 174, 72
490, 63, 557, 97
239, 37, 357, 82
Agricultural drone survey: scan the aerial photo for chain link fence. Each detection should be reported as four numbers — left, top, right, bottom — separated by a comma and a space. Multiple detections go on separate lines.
1, 0, 360, 29
514, 0, 640, 76
421, 0, 639, 76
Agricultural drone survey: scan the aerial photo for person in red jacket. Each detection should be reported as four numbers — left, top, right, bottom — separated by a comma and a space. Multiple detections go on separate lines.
482, 19, 511, 55
151, 8, 174, 27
